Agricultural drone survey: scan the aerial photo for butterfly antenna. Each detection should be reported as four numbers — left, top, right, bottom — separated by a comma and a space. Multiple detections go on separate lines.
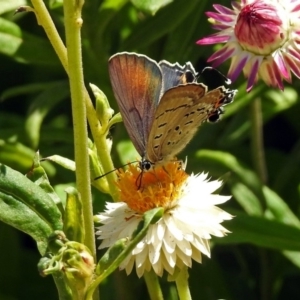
94, 160, 139, 180
201, 66, 232, 85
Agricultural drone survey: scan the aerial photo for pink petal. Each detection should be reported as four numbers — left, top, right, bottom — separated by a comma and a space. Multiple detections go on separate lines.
196, 34, 230, 45
273, 64, 285, 90
274, 53, 290, 80
228, 55, 249, 81
247, 59, 260, 92
212, 24, 232, 30
285, 55, 300, 78
206, 11, 234, 23
213, 4, 236, 15
232, 1, 242, 10
291, 3, 300, 12
288, 48, 300, 61
208, 47, 235, 65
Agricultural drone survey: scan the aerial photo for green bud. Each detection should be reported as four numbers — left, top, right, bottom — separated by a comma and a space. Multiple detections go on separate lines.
63, 188, 85, 243
90, 83, 114, 134
88, 143, 110, 194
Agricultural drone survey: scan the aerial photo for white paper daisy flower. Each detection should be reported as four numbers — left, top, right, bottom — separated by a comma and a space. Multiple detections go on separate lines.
96, 161, 232, 278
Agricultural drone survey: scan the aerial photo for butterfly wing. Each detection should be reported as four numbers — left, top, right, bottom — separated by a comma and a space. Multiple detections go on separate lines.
146, 84, 235, 163
159, 61, 198, 93
109, 52, 163, 156
207, 87, 236, 122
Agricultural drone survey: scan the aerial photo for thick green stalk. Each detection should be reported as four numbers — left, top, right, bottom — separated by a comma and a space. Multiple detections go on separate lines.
175, 267, 191, 300
62, 0, 95, 258
144, 270, 164, 300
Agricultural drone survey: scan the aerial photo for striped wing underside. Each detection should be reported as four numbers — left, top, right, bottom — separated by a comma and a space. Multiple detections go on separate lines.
146, 83, 231, 163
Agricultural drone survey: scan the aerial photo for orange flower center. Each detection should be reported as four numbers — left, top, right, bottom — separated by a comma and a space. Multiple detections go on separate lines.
115, 161, 188, 213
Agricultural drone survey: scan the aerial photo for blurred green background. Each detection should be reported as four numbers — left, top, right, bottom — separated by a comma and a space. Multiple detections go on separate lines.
1, 0, 300, 299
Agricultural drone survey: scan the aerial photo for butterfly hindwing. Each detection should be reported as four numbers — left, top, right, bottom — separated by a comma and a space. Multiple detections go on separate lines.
146, 84, 206, 162
159, 61, 198, 94
146, 84, 233, 163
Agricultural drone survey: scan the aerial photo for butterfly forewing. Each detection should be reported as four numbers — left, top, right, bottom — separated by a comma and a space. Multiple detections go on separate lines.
159, 61, 198, 93
109, 52, 163, 156
147, 83, 211, 162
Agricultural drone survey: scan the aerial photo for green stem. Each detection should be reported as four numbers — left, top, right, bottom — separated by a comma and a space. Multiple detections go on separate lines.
175, 266, 191, 300
250, 99, 270, 300
30, 0, 68, 71
53, 273, 73, 300
29, 0, 119, 201
63, 0, 95, 259
250, 98, 267, 210
250, 98, 268, 183
144, 270, 164, 300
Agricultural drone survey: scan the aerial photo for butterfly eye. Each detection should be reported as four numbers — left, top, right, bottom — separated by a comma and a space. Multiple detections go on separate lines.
140, 160, 153, 171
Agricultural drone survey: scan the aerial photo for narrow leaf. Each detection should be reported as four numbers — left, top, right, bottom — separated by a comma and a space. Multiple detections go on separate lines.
215, 210, 300, 251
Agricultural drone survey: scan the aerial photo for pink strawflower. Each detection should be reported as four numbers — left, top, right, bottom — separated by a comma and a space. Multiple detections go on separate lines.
197, 0, 300, 91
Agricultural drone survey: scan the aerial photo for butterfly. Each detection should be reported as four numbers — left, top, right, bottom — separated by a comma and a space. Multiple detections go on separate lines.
108, 52, 236, 170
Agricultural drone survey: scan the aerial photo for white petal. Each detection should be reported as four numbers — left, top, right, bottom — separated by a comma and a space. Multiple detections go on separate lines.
135, 246, 148, 268
175, 237, 192, 256
162, 228, 176, 253
149, 240, 162, 265
162, 242, 176, 268
191, 245, 202, 263
176, 247, 192, 267
164, 214, 183, 241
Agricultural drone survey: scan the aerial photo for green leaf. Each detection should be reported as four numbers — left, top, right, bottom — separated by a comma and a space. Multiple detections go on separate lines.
263, 87, 298, 117
230, 181, 300, 228
27, 152, 64, 213
273, 140, 300, 193
25, 80, 69, 148
230, 181, 262, 216
122, 0, 199, 50
1, 81, 66, 101
0, 0, 27, 14
0, 138, 36, 172
263, 185, 300, 228
282, 251, 300, 268
215, 210, 300, 251
0, 17, 59, 65
130, 0, 173, 15
219, 87, 298, 147
42, 155, 76, 172
49, 0, 63, 9
162, 1, 208, 61
195, 150, 267, 209
0, 164, 63, 254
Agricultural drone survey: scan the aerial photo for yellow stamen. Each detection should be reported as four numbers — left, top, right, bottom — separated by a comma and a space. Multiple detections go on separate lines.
115, 161, 188, 213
